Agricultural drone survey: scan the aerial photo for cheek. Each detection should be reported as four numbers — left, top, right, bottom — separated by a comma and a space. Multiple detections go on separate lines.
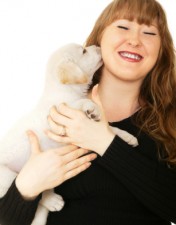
144, 38, 160, 62
151, 44, 161, 64
145, 37, 161, 56
100, 38, 113, 61
100, 28, 125, 48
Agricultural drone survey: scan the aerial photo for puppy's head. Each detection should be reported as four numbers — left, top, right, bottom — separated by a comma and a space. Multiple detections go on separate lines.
46, 43, 103, 85
57, 60, 88, 84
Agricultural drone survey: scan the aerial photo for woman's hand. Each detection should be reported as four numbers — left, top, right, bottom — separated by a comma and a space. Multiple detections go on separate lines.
46, 85, 115, 156
16, 131, 97, 200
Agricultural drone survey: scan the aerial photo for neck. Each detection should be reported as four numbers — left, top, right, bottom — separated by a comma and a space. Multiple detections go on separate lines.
95, 74, 142, 122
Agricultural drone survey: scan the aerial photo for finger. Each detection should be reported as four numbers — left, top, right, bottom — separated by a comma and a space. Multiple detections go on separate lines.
45, 129, 71, 144
65, 152, 97, 172
64, 153, 97, 179
91, 84, 106, 121
47, 115, 68, 135
55, 145, 93, 156
54, 145, 79, 156
62, 148, 90, 163
26, 130, 41, 154
91, 84, 100, 104
49, 106, 70, 126
58, 103, 81, 119
64, 162, 91, 181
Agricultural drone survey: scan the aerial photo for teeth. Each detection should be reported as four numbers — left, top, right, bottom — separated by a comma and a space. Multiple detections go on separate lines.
120, 52, 141, 60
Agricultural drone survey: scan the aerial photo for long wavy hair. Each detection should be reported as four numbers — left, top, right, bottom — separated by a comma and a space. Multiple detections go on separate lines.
85, 0, 176, 165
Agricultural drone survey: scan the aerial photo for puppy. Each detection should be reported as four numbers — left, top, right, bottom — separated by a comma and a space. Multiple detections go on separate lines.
0, 43, 138, 225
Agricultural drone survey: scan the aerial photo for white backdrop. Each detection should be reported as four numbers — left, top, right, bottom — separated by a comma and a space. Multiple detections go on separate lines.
0, 0, 175, 140
0, 1, 176, 224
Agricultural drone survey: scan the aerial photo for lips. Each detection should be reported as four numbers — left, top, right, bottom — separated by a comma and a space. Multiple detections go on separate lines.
118, 51, 143, 62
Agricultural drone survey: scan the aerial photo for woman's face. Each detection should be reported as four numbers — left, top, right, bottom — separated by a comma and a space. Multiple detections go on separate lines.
100, 19, 161, 82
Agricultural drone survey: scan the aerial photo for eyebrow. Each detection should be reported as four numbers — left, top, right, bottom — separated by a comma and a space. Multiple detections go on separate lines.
115, 19, 159, 30
148, 21, 159, 29
139, 22, 158, 30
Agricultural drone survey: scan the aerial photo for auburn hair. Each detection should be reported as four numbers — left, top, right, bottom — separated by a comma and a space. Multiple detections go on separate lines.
85, 0, 176, 165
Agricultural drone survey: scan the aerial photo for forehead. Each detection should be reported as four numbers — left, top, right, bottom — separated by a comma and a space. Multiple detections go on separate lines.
111, 2, 159, 26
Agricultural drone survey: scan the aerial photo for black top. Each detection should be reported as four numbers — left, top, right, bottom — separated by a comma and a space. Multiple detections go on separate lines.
0, 114, 176, 225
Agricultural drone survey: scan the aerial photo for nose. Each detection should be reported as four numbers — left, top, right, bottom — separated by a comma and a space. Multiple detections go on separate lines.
127, 32, 142, 47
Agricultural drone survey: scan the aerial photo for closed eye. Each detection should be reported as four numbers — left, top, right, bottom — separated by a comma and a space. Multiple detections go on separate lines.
117, 25, 129, 30
144, 32, 156, 35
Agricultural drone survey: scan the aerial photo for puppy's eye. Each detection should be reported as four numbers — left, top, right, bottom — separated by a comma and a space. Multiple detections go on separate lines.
83, 49, 87, 54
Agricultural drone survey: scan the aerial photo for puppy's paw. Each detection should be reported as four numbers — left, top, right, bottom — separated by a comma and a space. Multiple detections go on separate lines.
40, 190, 64, 212
110, 126, 138, 147
82, 100, 101, 121
70, 98, 101, 121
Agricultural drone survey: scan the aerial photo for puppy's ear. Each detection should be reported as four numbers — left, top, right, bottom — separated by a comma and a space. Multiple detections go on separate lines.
57, 61, 88, 84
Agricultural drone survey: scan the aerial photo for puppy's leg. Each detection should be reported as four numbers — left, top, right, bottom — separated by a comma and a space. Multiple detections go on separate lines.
31, 189, 64, 225
31, 204, 49, 225
0, 165, 17, 198
110, 126, 138, 147
40, 189, 64, 212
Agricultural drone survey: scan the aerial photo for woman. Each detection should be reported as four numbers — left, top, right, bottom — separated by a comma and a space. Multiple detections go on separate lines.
0, 0, 176, 224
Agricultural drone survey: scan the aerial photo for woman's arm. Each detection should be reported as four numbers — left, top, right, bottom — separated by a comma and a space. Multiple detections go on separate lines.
97, 133, 176, 223
0, 180, 41, 225
0, 131, 97, 225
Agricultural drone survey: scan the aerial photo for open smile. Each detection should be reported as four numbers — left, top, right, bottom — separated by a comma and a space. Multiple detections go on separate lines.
118, 51, 143, 62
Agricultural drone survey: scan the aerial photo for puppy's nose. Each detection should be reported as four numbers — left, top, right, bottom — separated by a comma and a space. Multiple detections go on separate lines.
83, 48, 87, 54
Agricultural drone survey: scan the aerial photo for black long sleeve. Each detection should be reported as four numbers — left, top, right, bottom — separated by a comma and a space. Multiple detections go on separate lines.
0, 180, 41, 225
0, 114, 176, 225
98, 131, 176, 223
